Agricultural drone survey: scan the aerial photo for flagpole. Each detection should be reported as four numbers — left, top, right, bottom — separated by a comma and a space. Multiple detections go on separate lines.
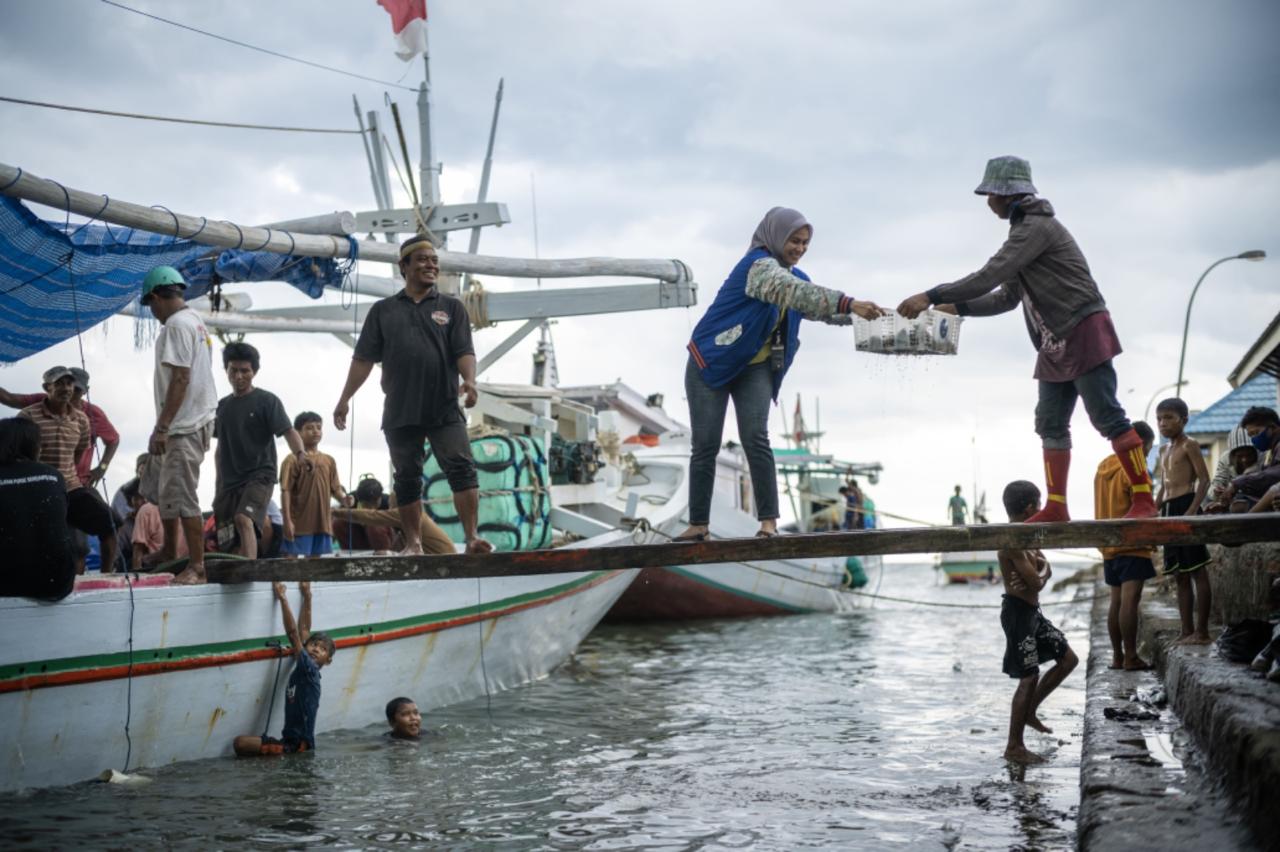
417, 29, 438, 214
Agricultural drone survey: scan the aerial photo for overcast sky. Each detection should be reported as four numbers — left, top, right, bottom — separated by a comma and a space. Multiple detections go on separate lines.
2, 0, 1277, 540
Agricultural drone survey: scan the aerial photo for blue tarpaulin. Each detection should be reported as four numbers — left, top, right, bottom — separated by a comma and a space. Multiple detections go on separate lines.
0, 196, 345, 363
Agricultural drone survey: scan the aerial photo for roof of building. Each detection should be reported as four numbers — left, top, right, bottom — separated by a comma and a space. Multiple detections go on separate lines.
1185, 373, 1279, 436
1228, 310, 1280, 387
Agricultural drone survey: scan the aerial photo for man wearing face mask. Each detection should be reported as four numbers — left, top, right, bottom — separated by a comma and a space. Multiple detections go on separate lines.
1217, 406, 1280, 511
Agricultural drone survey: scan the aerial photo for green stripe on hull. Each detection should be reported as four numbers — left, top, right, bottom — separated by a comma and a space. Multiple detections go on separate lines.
0, 571, 606, 682
667, 566, 814, 613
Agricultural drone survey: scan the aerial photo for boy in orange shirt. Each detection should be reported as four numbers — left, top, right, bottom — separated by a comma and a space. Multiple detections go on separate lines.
1094, 421, 1156, 670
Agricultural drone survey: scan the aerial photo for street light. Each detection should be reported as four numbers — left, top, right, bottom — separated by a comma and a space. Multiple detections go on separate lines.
1175, 250, 1267, 398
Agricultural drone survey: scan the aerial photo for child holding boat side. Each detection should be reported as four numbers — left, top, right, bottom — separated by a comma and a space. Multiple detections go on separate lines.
233, 582, 335, 756
997, 480, 1079, 765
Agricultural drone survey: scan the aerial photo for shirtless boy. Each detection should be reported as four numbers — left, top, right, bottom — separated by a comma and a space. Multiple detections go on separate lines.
997, 480, 1079, 764
1155, 398, 1213, 644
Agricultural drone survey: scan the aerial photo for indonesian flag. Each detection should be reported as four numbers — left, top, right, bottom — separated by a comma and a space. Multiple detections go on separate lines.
378, 0, 428, 61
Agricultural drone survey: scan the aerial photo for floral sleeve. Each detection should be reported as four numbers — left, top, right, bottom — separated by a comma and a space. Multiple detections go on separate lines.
745, 257, 852, 320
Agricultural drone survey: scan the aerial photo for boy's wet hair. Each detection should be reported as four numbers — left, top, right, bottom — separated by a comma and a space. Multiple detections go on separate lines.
1155, 397, 1189, 420
1132, 421, 1154, 445
386, 696, 416, 722
1002, 480, 1041, 517
306, 632, 336, 659
1240, 406, 1280, 429
222, 341, 261, 372
294, 411, 323, 431
0, 417, 41, 464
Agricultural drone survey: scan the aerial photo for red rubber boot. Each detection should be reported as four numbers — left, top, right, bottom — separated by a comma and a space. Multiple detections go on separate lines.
1026, 448, 1071, 523
1112, 428, 1158, 518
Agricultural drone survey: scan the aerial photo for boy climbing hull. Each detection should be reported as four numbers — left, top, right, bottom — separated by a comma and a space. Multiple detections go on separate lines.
0, 567, 636, 792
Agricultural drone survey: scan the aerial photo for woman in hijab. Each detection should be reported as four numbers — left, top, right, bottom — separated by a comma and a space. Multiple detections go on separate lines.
680, 207, 884, 540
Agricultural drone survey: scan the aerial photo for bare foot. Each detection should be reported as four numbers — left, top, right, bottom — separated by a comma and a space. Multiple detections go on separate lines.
674, 526, 708, 542
1109, 656, 1125, 670
1173, 633, 1195, 646
465, 537, 494, 555
1186, 632, 1213, 646
1123, 657, 1152, 671
397, 543, 425, 557
1026, 715, 1053, 734
171, 565, 207, 585
1003, 746, 1046, 765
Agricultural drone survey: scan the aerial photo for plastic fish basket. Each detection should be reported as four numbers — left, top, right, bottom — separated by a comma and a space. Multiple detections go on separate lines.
853, 309, 963, 355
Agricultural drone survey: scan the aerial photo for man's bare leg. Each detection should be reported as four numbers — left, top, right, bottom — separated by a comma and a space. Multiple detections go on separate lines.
454, 487, 493, 554
233, 514, 258, 560
1027, 648, 1078, 733
160, 517, 180, 563
1173, 572, 1195, 642
1189, 568, 1213, 644
172, 515, 207, 584
1005, 673, 1045, 764
1121, 580, 1150, 668
1107, 586, 1124, 669
99, 535, 118, 576
396, 499, 425, 555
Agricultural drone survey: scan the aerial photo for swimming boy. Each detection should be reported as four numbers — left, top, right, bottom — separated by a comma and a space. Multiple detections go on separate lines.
233, 582, 335, 756
1094, 421, 1157, 670
280, 412, 352, 558
997, 480, 1079, 764
385, 696, 423, 740
897, 157, 1157, 523
1154, 398, 1213, 645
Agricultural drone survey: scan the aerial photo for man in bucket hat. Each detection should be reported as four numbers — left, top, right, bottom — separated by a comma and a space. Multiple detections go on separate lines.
898, 156, 1156, 523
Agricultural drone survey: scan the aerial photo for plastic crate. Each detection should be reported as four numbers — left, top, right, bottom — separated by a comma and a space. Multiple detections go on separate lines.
853, 309, 963, 355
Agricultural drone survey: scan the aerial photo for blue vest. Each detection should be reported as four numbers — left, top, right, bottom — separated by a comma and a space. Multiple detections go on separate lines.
687, 248, 805, 398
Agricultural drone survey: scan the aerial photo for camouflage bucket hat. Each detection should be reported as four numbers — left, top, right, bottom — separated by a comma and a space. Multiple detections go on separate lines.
974, 155, 1037, 196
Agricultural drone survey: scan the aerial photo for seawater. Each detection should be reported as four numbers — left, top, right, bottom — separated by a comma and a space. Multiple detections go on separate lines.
1, 562, 1090, 850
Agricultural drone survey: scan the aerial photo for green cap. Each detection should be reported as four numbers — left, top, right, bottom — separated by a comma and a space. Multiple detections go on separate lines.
140, 265, 186, 304
974, 156, 1037, 196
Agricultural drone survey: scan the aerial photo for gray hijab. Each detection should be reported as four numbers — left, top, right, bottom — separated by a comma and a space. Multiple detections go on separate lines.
749, 207, 811, 264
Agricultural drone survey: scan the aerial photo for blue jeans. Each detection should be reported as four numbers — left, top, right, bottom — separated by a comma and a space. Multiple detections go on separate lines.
1035, 359, 1131, 450
685, 357, 778, 525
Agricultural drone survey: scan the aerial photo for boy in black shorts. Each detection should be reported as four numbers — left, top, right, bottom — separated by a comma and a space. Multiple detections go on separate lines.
234, 582, 335, 756
997, 480, 1079, 764
1155, 398, 1213, 645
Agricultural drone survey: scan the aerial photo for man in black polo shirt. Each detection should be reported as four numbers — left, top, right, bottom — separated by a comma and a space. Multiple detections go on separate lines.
333, 235, 493, 555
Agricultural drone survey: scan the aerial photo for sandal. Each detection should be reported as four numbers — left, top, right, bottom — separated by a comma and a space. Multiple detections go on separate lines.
674, 531, 708, 542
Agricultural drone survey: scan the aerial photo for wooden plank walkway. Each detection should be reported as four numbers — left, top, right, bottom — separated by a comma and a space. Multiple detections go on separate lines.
206, 515, 1279, 584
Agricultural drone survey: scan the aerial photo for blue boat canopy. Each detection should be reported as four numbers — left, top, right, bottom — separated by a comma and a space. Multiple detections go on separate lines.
0, 196, 345, 363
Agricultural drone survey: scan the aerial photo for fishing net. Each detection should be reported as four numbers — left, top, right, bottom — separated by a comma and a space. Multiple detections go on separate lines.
853, 310, 962, 355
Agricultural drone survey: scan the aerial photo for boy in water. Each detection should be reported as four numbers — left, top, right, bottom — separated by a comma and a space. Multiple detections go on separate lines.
1154, 398, 1213, 645
280, 412, 352, 558
998, 480, 1079, 764
233, 582, 335, 756
385, 696, 423, 741
1094, 421, 1157, 670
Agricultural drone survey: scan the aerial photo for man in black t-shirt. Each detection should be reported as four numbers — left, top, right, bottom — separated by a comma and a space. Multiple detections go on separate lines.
0, 417, 76, 600
214, 342, 307, 558
334, 235, 493, 555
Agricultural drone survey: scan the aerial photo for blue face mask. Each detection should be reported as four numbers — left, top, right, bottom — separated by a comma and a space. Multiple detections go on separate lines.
1251, 429, 1273, 452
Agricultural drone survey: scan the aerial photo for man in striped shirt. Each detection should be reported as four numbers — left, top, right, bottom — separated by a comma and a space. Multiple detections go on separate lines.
19, 367, 119, 574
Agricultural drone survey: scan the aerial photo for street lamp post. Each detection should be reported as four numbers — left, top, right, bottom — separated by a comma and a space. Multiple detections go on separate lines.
1144, 381, 1187, 424
1175, 250, 1266, 399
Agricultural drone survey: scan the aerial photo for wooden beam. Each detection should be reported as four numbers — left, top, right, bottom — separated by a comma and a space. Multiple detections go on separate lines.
206, 515, 1279, 584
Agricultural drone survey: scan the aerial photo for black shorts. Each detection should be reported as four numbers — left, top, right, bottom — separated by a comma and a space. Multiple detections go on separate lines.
66, 487, 118, 538
385, 415, 477, 505
1103, 555, 1156, 587
1001, 595, 1069, 679
213, 479, 273, 548
1160, 493, 1211, 574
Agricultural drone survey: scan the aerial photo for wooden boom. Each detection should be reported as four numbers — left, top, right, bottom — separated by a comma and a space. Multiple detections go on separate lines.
206, 515, 1279, 584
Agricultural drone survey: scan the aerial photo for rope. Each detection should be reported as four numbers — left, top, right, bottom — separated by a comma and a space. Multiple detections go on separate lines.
98, 1, 417, 91
461, 280, 493, 329
0, 95, 364, 135
259, 642, 287, 739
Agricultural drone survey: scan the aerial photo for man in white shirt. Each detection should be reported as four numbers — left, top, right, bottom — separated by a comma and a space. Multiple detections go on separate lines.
140, 266, 218, 584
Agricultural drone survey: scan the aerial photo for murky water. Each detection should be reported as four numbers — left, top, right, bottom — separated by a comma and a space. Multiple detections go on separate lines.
0, 563, 1092, 850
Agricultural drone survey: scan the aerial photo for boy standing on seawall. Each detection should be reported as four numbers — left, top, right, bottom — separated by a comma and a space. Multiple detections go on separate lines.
280, 412, 352, 558
1155, 398, 1213, 645
234, 582, 335, 756
997, 480, 1079, 764
1094, 421, 1157, 670
897, 156, 1157, 523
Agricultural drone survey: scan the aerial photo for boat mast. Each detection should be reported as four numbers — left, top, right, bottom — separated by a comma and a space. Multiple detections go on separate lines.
417, 45, 440, 212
